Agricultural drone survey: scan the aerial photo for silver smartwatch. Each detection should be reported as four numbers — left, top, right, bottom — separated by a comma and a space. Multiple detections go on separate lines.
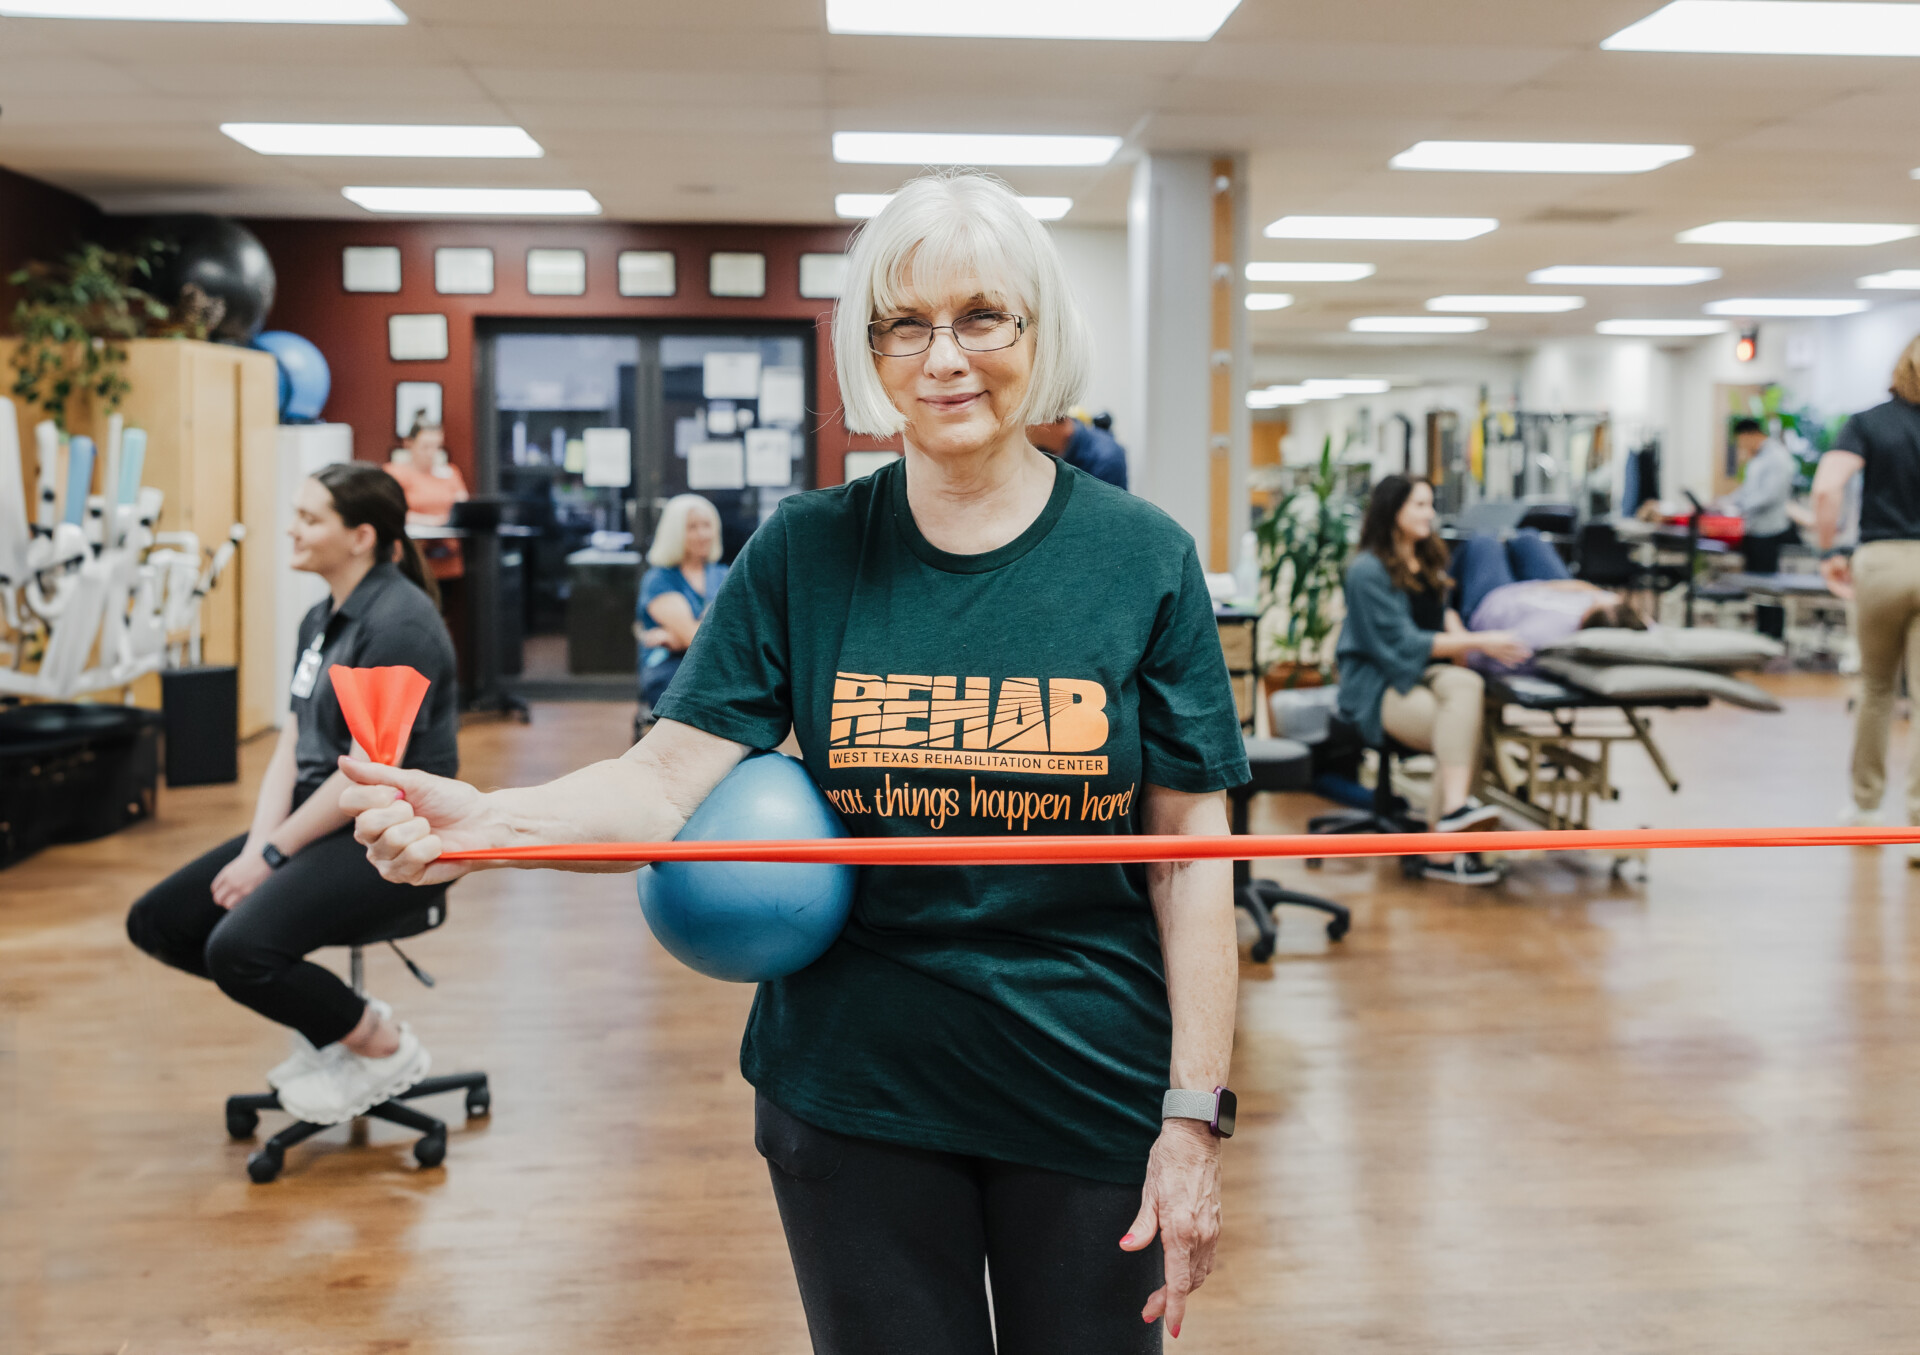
1162, 1086, 1237, 1138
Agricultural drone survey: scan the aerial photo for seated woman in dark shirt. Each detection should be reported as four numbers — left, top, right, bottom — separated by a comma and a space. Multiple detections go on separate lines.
1335, 475, 1530, 885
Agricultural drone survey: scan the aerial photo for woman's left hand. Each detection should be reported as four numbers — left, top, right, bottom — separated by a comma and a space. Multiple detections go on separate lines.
1121, 1119, 1222, 1338
210, 849, 273, 910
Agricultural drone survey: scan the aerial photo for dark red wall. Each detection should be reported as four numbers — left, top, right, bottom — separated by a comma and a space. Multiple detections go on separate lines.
0, 166, 107, 319
242, 217, 902, 486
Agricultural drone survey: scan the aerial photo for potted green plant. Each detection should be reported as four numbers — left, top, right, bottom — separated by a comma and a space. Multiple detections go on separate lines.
8, 240, 173, 430
1254, 434, 1354, 690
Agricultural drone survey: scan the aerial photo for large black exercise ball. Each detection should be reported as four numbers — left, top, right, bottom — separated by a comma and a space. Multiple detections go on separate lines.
145, 214, 277, 343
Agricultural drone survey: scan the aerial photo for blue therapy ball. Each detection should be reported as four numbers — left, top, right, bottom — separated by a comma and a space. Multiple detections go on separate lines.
637, 752, 855, 982
253, 330, 331, 422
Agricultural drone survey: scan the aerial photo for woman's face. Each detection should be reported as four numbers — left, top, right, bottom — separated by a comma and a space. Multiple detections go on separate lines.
288, 477, 372, 575
408, 428, 444, 461
1394, 481, 1436, 544
872, 286, 1034, 460
682, 509, 717, 565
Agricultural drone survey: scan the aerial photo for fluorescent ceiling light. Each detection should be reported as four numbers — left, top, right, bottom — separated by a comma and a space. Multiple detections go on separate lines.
1246, 262, 1375, 283
1266, 215, 1497, 241
832, 132, 1120, 166
1602, 1, 1920, 56
1860, 270, 1920, 289
1390, 140, 1693, 174
223, 123, 539, 158
1303, 378, 1392, 395
1247, 389, 1312, 408
1597, 319, 1730, 336
1245, 293, 1294, 311
1428, 294, 1585, 313
1350, 316, 1488, 333
343, 186, 600, 215
836, 192, 1070, 220
1679, 221, 1919, 246
1705, 297, 1870, 316
1529, 265, 1721, 285
825, 0, 1241, 40
0, 0, 402, 17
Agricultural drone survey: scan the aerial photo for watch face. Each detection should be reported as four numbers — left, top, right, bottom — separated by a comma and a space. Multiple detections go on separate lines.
1213, 1088, 1237, 1137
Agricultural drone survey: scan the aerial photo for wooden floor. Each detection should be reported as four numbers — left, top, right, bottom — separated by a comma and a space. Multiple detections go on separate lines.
8, 675, 1920, 1353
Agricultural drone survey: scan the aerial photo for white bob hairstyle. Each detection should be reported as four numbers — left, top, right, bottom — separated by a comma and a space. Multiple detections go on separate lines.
647, 493, 721, 568
832, 170, 1092, 439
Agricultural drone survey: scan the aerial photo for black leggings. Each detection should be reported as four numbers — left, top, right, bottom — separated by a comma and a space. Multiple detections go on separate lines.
126, 829, 446, 1047
755, 1092, 1163, 1355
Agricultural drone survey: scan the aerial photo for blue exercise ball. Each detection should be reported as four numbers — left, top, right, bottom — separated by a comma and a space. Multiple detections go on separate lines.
253, 331, 331, 423
637, 752, 855, 983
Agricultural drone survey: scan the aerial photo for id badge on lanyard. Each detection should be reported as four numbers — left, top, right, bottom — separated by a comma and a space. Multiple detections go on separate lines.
290, 628, 327, 700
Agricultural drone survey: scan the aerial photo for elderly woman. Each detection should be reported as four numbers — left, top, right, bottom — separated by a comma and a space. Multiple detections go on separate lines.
340, 171, 1247, 1353
636, 493, 726, 709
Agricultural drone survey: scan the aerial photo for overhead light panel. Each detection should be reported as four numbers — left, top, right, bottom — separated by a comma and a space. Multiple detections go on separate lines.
0, 0, 403, 17
1246, 262, 1375, 283
1704, 297, 1870, 316
343, 186, 600, 215
1597, 319, 1730, 336
1266, 215, 1497, 241
1860, 270, 1920, 289
1679, 221, 1919, 246
832, 132, 1121, 166
1530, 265, 1721, 285
1389, 141, 1693, 174
1602, 1, 1920, 56
1428, 295, 1585, 313
836, 192, 1070, 220
825, 0, 1242, 40
1303, 378, 1392, 395
224, 123, 540, 157
1350, 316, 1488, 333
1247, 388, 1313, 408
1245, 293, 1294, 311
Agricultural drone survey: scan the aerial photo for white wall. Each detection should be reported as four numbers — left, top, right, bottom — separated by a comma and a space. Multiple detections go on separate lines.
1806, 298, 1920, 418
1049, 225, 1133, 437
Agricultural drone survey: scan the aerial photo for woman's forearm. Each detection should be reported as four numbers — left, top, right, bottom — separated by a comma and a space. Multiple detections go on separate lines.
1144, 788, 1237, 1091
245, 726, 299, 848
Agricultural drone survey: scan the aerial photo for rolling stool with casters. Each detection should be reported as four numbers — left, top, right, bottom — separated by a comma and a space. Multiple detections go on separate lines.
1232, 738, 1352, 962
224, 900, 490, 1183
1307, 723, 1426, 879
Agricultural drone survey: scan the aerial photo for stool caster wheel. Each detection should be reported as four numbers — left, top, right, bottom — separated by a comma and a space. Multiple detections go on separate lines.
1399, 856, 1425, 880
226, 1105, 259, 1140
1305, 858, 1324, 870
247, 1147, 283, 1183
414, 1131, 447, 1169
1326, 916, 1350, 942
465, 1087, 491, 1118
1248, 937, 1275, 964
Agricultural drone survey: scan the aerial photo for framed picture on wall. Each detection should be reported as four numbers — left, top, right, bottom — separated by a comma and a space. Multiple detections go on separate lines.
396, 381, 442, 437
798, 252, 848, 299
388, 313, 449, 361
709, 251, 766, 298
527, 248, 587, 296
342, 245, 401, 293
435, 247, 494, 295
618, 250, 676, 297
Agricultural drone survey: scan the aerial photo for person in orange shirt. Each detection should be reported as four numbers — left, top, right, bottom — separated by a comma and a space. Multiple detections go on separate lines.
384, 419, 469, 580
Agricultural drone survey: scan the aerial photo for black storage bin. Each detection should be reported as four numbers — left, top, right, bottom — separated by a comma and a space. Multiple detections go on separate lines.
0, 703, 161, 869
162, 665, 238, 786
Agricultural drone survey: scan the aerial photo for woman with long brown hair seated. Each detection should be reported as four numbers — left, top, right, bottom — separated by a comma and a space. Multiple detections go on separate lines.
1335, 474, 1530, 885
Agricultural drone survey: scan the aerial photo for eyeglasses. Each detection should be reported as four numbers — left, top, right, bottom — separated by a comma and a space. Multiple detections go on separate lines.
868, 310, 1029, 357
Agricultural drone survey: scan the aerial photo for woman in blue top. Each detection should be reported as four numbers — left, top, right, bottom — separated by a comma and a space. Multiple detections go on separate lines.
1335, 475, 1529, 885
636, 493, 728, 708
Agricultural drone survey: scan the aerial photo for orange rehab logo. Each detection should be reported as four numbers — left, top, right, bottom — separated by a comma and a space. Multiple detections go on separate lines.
827, 672, 1110, 775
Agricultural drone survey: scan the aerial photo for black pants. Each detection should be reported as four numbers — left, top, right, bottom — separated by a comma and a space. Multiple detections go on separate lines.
755, 1092, 1163, 1355
126, 829, 446, 1047
1742, 528, 1799, 577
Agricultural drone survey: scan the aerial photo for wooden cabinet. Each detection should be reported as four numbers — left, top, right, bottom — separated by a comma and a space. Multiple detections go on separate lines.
1, 338, 281, 735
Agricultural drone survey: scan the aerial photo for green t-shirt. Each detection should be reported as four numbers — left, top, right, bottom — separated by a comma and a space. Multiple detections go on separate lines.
655, 457, 1249, 1183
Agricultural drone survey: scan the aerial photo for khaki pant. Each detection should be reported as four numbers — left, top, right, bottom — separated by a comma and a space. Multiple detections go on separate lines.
1850, 540, 1920, 820
1381, 663, 1486, 825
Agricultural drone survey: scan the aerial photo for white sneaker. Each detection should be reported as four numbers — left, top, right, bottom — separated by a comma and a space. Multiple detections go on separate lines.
1423, 851, 1503, 886
277, 1024, 430, 1127
1841, 803, 1886, 827
267, 998, 391, 1090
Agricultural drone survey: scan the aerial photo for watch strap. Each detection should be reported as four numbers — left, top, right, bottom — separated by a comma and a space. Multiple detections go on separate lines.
1161, 1088, 1218, 1123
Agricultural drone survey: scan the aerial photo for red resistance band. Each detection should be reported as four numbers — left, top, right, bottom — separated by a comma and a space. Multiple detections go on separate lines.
442, 826, 1920, 866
